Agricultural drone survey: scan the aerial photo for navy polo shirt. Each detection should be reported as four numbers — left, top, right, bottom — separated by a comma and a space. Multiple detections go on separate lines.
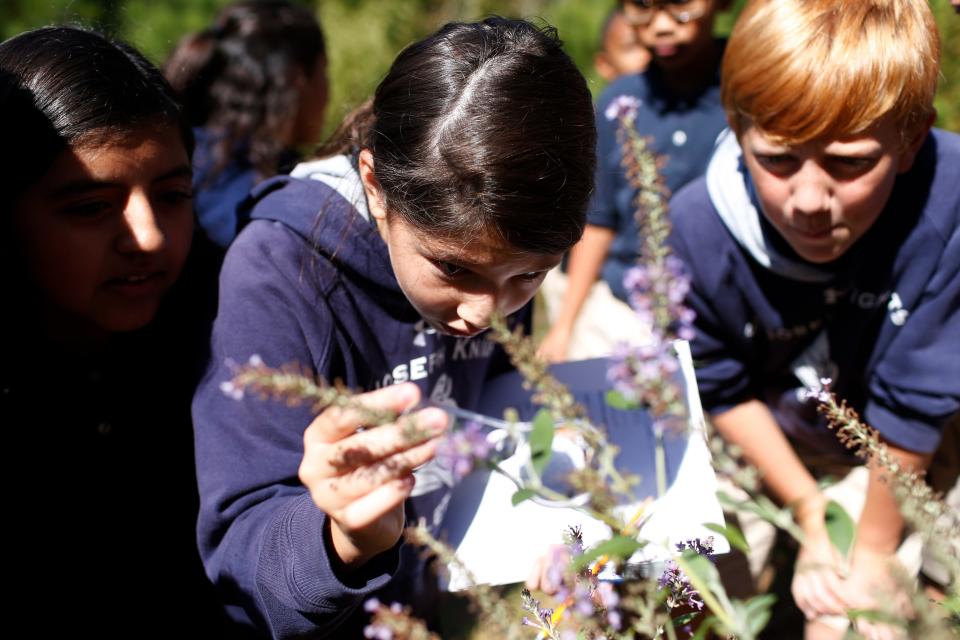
589, 60, 728, 300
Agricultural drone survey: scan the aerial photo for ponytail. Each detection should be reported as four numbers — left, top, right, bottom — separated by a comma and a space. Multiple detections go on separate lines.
312, 98, 375, 159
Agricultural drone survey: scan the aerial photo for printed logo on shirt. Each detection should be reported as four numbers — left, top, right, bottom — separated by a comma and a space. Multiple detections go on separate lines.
790, 330, 838, 402
822, 286, 892, 311
766, 318, 823, 342
378, 349, 446, 387
413, 319, 437, 347
887, 292, 909, 327
452, 337, 496, 361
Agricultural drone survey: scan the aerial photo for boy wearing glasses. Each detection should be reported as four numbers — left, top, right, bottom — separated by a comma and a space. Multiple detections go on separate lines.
669, 0, 958, 637
540, 0, 730, 362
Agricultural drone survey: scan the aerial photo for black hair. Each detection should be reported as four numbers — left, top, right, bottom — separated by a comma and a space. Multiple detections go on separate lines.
323, 17, 596, 256
0, 25, 193, 207
164, 0, 326, 178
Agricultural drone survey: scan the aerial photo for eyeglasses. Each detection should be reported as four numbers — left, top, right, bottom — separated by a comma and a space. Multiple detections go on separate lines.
624, 0, 708, 25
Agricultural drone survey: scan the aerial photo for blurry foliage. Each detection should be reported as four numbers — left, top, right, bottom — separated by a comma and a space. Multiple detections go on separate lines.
1, 0, 958, 135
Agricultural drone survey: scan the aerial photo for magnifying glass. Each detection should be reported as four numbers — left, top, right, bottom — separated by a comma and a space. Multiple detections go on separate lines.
413, 401, 592, 509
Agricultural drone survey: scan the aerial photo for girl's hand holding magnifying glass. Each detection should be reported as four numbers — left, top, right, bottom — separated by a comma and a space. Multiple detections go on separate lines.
297, 383, 449, 570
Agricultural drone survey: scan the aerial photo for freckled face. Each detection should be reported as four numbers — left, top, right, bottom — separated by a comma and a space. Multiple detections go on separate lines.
12, 125, 194, 337
740, 117, 926, 264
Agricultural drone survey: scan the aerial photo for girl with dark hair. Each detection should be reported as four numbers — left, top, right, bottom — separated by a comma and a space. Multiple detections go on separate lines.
164, 0, 327, 248
0, 26, 234, 635
192, 16, 597, 638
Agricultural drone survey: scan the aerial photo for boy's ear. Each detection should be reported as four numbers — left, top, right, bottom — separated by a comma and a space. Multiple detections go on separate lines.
358, 149, 387, 222
897, 111, 936, 174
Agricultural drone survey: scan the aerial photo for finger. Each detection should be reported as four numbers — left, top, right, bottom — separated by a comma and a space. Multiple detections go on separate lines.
793, 572, 844, 619
306, 382, 421, 443
331, 474, 415, 532
316, 437, 440, 505
526, 555, 546, 591
307, 407, 448, 477
855, 620, 897, 640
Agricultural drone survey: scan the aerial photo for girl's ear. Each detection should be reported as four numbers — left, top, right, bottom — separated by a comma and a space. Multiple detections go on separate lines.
358, 149, 387, 222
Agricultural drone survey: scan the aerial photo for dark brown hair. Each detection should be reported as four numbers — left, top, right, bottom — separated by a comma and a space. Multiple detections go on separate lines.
324, 17, 596, 255
0, 26, 192, 210
164, 0, 325, 177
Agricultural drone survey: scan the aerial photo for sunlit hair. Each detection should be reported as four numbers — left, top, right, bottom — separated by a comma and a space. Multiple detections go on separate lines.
722, 0, 940, 146
319, 17, 596, 255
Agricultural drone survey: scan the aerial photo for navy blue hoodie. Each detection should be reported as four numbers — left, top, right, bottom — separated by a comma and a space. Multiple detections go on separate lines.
192, 156, 517, 638
670, 128, 960, 455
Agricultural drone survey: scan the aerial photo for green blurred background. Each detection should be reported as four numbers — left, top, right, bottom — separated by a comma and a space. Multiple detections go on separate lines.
2, 0, 958, 135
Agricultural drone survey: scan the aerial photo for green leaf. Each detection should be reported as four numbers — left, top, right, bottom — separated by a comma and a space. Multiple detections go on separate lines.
529, 409, 555, 476
704, 522, 750, 554
677, 552, 737, 636
743, 594, 777, 636
682, 552, 726, 599
672, 611, 699, 627
511, 488, 536, 506
845, 608, 907, 626
715, 490, 743, 509
690, 616, 715, 640
605, 389, 639, 410
824, 499, 856, 561
570, 535, 644, 571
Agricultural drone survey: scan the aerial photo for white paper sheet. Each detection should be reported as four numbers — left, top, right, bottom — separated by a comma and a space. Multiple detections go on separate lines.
437, 342, 727, 591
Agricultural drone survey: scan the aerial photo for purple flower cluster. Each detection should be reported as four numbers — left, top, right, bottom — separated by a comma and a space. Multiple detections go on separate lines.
657, 537, 715, 612
801, 377, 834, 404
520, 589, 556, 632
436, 420, 492, 480
658, 560, 704, 611
534, 526, 623, 633
362, 598, 401, 640
604, 95, 641, 122
596, 582, 622, 630
676, 536, 715, 557
623, 257, 695, 341
607, 258, 696, 410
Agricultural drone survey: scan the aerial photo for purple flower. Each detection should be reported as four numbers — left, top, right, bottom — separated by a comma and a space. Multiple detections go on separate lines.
362, 599, 394, 640
597, 582, 623, 630
219, 380, 244, 401
436, 420, 492, 480
572, 581, 594, 617
802, 377, 834, 403
363, 624, 393, 640
659, 538, 714, 611
676, 536, 715, 556
564, 525, 585, 558
604, 95, 641, 122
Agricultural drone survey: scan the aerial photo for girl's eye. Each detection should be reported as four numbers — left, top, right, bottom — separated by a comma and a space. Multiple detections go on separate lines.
158, 189, 194, 206
517, 271, 546, 283
434, 260, 466, 278
61, 200, 112, 218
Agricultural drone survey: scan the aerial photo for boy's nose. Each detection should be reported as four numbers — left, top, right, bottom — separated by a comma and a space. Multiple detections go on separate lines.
791, 166, 831, 215
118, 192, 165, 253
